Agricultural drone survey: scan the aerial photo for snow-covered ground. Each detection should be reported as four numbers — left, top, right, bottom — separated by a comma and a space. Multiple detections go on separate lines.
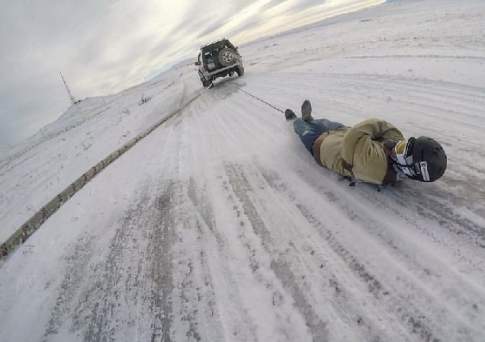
0, 64, 200, 244
1, 0, 485, 341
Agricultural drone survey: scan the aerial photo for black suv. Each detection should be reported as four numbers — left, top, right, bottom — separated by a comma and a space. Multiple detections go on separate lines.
195, 39, 244, 87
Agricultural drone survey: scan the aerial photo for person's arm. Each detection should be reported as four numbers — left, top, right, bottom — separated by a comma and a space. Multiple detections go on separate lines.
341, 118, 402, 169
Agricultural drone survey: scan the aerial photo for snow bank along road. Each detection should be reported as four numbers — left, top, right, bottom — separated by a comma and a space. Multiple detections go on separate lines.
1, 0, 485, 341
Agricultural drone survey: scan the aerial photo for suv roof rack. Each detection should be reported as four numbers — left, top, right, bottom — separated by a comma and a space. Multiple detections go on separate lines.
201, 38, 228, 49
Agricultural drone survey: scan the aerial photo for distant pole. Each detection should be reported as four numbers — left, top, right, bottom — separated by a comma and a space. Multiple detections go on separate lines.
60, 72, 79, 105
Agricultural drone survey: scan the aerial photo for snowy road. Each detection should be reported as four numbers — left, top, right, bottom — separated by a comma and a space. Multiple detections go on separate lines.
1, 0, 485, 341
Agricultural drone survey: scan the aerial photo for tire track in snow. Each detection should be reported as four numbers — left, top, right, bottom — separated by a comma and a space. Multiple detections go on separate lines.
223, 162, 329, 341
185, 178, 253, 341
221, 159, 418, 341
152, 110, 260, 341
187, 178, 223, 248
39, 123, 182, 341
213, 177, 316, 341
179, 105, 280, 341
252, 164, 407, 341
296, 204, 442, 342
257, 164, 483, 341
180, 98, 311, 341
148, 180, 178, 342
41, 234, 96, 341
74, 184, 153, 342
392, 184, 485, 248
165, 180, 224, 341
35, 182, 142, 341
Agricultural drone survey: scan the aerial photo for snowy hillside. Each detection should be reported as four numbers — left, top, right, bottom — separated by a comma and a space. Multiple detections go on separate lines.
1, 0, 485, 341
0, 64, 200, 243
0, 145, 10, 160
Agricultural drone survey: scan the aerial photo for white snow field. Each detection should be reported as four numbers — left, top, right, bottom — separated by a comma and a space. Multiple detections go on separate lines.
1, 0, 485, 341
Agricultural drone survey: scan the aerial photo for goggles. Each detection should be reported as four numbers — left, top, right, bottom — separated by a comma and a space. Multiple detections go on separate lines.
392, 139, 431, 182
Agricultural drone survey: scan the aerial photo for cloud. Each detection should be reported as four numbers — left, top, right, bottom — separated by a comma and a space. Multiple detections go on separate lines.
260, 0, 287, 12
0, 0, 383, 146
196, 18, 232, 39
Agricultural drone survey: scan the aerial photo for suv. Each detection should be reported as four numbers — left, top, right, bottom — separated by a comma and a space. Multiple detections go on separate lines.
195, 39, 244, 87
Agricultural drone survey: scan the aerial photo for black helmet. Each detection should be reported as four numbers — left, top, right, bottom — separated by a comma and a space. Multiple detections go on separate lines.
408, 137, 447, 182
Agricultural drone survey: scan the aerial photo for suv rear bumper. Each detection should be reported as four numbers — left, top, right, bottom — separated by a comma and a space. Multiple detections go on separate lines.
203, 64, 241, 78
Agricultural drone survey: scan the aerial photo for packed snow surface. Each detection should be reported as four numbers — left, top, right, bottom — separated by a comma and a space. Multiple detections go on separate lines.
1, 0, 485, 341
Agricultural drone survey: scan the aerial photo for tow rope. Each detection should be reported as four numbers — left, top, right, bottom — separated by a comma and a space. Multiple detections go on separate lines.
238, 88, 285, 114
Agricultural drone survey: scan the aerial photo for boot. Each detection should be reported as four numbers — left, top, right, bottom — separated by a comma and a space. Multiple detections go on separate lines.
285, 109, 297, 121
301, 99, 313, 122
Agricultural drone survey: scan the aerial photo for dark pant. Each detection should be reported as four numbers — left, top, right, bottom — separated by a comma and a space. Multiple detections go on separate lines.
293, 118, 345, 153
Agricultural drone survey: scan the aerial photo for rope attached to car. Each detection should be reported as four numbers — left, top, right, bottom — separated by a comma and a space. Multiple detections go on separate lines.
238, 88, 285, 114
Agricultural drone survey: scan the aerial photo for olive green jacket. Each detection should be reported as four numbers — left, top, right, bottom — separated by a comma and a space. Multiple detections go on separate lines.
316, 118, 404, 184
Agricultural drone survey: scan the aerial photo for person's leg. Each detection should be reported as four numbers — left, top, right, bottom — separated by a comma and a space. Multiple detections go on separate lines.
311, 118, 345, 131
293, 118, 345, 153
293, 118, 327, 153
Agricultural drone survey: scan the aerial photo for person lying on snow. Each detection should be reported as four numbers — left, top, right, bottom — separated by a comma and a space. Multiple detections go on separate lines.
285, 100, 447, 186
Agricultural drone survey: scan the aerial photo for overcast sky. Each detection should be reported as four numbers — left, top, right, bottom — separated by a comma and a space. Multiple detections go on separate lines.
0, 0, 383, 146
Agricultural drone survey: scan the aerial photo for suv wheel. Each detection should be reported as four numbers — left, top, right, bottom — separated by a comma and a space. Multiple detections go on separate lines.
218, 48, 238, 67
